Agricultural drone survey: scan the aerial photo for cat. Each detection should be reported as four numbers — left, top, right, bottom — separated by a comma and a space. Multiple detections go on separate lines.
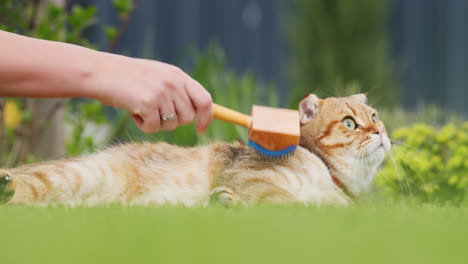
0, 93, 391, 207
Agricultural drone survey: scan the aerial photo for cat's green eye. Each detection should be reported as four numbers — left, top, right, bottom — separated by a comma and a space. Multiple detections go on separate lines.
342, 117, 356, 130
371, 114, 378, 123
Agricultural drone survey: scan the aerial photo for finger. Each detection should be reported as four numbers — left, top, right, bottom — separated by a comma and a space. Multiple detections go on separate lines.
131, 113, 144, 127
185, 79, 213, 133
160, 101, 178, 131
173, 89, 195, 125
137, 110, 162, 133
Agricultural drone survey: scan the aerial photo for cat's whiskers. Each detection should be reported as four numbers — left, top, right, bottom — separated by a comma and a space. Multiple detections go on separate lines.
365, 84, 379, 99
386, 152, 406, 189
357, 138, 408, 196
390, 144, 425, 178
390, 145, 427, 188
387, 150, 415, 195
390, 143, 426, 166
365, 84, 384, 106
390, 139, 425, 159
390, 139, 416, 149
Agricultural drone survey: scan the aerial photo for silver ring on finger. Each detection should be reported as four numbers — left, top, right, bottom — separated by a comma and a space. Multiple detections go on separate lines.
161, 113, 177, 121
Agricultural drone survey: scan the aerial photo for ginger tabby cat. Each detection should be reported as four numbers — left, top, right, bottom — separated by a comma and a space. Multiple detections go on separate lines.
0, 94, 391, 206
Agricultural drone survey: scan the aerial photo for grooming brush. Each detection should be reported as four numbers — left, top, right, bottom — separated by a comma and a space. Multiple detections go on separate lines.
213, 103, 300, 158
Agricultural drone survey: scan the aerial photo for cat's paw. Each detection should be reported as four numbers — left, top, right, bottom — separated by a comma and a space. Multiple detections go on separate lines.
210, 187, 239, 207
0, 171, 15, 204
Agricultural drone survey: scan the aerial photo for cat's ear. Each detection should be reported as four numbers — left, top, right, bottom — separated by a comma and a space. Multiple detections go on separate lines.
298, 94, 321, 125
351, 93, 367, 104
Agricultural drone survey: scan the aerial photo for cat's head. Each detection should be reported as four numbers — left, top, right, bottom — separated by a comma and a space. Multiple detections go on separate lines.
298, 94, 391, 195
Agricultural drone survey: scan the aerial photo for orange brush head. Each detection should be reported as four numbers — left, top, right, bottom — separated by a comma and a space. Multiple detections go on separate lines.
248, 105, 300, 152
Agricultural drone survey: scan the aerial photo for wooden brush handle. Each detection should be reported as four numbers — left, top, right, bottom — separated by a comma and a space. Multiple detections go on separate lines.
213, 103, 252, 128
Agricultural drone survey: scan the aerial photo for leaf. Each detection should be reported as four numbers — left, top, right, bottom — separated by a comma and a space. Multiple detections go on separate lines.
112, 0, 133, 18
68, 5, 97, 31
104, 25, 118, 43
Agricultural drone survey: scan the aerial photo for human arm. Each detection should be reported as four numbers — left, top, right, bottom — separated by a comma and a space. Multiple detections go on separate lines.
0, 30, 213, 133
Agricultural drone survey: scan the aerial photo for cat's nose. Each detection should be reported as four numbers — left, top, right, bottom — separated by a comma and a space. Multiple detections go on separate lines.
372, 127, 383, 135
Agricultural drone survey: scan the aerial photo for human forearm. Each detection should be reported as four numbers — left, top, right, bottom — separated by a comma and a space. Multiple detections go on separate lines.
0, 30, 100, 99
0, 30, 213, 133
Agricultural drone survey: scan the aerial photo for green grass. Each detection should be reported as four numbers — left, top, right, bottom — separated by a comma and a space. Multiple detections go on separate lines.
1, 204, 467, 264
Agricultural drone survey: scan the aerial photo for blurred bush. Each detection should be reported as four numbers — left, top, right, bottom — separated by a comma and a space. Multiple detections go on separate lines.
379, 104, 465, 133
376, 122, 468, 204
287, 0, 397, 107
65, 100, 110, 156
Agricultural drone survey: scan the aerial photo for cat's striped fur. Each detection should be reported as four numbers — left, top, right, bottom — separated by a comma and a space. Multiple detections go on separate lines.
0, 94, 391, 206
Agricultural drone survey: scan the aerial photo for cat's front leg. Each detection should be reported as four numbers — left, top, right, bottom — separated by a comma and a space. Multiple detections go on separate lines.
0, 170, 14, 204
209, 187, 240, 207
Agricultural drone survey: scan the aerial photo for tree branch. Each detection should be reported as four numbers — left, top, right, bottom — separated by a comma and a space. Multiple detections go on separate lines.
108, 0, 139, 53
0, 14, 11, 27
0, 100, 5, 165
38, 100, 65, 133
29, 0, 41, 31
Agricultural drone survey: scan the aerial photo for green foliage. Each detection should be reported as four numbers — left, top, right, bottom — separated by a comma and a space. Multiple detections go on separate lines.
66, 5, 98, 46
0, 1, 98, 45
34, 4, 67, 41
376, 122, 468, 204
65, 100, 109, 156
112, 0, 134, 18
379, 104, 465, 133
287, 0, 397, 107
118, 43, 279, 146
0, 1, 30, 32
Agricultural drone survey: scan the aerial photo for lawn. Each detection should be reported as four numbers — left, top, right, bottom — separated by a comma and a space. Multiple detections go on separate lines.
1, 204, 467, 264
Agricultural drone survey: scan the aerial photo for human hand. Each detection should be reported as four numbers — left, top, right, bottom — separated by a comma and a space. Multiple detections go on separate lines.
90, 53, 213, 133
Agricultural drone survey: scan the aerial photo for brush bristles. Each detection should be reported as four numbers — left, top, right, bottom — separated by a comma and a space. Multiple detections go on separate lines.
248, 140, 297, 160
256, 152, 295, 162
